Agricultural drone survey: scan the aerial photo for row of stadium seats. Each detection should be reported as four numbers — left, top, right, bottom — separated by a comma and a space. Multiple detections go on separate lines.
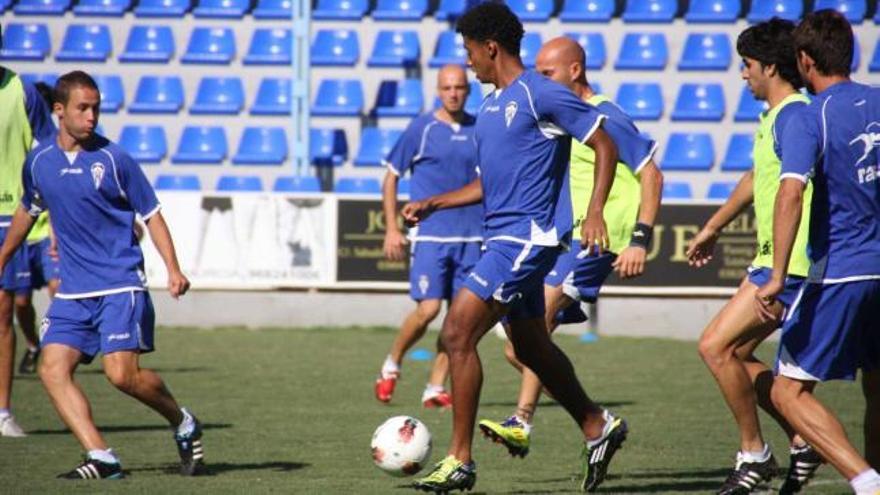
6, 25, 874, 74
0, 24, 292, 65
114, 123, 757, 172
0, 0, 291, 17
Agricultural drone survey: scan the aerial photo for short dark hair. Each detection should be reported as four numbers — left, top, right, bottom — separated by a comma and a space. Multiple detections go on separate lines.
737, 18, 802, 88
54, 70, 99, 105
456, 1, 524, 56
793, 9, 853, 77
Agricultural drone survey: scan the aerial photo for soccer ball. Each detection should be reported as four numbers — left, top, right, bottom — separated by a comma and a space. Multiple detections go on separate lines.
370, 416, 432, 477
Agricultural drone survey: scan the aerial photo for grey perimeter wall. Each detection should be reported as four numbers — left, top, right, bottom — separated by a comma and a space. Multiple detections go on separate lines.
33, 290, 739, 341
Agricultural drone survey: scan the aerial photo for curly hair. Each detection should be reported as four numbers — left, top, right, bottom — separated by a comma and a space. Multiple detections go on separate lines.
455, 1, 524, 56
736, 18, 803, 89
793, 9, 853, 77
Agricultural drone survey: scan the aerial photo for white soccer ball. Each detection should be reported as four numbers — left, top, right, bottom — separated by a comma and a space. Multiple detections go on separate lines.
370, 416, 432, 477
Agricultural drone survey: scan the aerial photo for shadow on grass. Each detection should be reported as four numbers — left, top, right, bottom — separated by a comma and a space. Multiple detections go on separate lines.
78, 366, 211, 375
127, 461, 309, 476
595, 479, 720, 492
30, 422, 233, 435
480, 400, 635, 409
512, 468, 732, 493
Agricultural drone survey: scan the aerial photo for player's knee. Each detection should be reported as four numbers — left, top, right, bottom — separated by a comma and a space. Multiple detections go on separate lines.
769, 377, 802, 412
697, 333, 729, 368
38, 357, 67, 385
104, 366, 136, 394
440, 319, 472, 355
415, 300, 441, 324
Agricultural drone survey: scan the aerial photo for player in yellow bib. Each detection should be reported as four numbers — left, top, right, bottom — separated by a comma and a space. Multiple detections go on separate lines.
686, 20, 819, 494
477, 36, 663, 464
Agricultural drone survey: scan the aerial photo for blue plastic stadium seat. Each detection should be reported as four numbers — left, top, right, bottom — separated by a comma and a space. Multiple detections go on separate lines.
217, 175, 263, 192
253, 0, 290, 18
615, 33, 668, 70
129, 76, 184, 114
368, 30, 420, 68
310, 128, 348, 166
154, 174, 201, 191
244, 28, 291, 65
814, 0, 866, 23
520, 33, 543, 69
616, 83, 663, 121
430, 31, 466, 68
94, 74, 124, 113
120, 126, 166, 163
251, 78, 291, 115
233, 127, 287, 165
0, 0, 10, 12
671, 83, 725, 121
622, 0, 676, 22
56, 24, 112, 62
119, 26, 174, 63
871, 39, 880, 72
734, 85, 767, 122
875, 3, 880, 23
434, 0, 464, 20
507, 0, 553, 21
560, 0, 614, 22
372, 0, 427, 20
312, 0, 367, 19
374, 80, 423, 118
193, 0, 248, 18
312, 79, 364, 117
662, 133, 715, 171
181, 27, 235, 65
1, 24, 51, 61
190, 77, 244, 115
20, 73, 58, 88
720, 133, 754, 171
311, 29, 359, 66
74, 0, 130, 15
336, 177, 381, 194
275, 176, 321, 192
678, 33, 731, 70
134, 0, 189, 16
172, 126, 227, 164
685, 0, 740, 22
662, 181, 693, 200
747, 0, 802, 21
707, 181, 737, 200
852, 35, 861, 71
565, 33, 606, 69
354, 128, 402, 167
14, 0, 70, 15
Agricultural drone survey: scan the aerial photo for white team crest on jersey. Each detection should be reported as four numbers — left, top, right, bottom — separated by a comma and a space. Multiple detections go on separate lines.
505, 101, 518, 128
90, 163, 105, 189
418, 275, 429, 295
39, 317, 50, 340
850, 122, 880, 167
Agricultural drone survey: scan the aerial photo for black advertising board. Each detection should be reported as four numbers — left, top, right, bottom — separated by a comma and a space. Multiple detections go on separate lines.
337, 198, 410, 282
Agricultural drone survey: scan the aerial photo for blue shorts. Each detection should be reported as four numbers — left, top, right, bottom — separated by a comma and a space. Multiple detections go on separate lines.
747, 266, 804, 308
409, 241, 482, 301
776, 280, 880, 382
462, 240, 561, 321
17, 238, 60, 295
41, 290, 156, 364
545, 246, 616, 303
0, 227, 30, 292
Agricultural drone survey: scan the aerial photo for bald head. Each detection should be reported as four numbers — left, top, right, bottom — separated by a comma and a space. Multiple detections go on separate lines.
535, 36, 588, 92
436, 64, 470, 115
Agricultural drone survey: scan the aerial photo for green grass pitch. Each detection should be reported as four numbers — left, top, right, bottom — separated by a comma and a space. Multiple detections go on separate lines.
1, 326, 862, 494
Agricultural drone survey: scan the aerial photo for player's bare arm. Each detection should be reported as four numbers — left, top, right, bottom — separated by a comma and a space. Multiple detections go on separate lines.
688, 170, 756, 267
581, 126, 617, 255
144, 211, 190, 299
401, 179, 482, 226
614, 160, 663, 278
382, 170, 408, 262
754, 177, 803, 321
0, 205, 37, 274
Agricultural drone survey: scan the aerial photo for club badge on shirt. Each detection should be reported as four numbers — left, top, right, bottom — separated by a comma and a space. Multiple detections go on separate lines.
91, 163, 105, 189
505, 101, 517, 128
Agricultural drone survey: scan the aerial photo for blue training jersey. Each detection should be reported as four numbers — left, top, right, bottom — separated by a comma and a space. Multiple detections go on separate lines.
22, 134, 160, 298
23, 82, 55, 144
780, 81, 880, 282
385, 112, 483, 241
475, 70, 655, 245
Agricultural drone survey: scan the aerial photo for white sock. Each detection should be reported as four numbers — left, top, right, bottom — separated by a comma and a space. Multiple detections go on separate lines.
88, 449, 119, 464
381, 356, 400, 378
513, 415, 533, 434
851, 469, 880, 495
586, 410, 614, 449
740, 443, 771, 463
176, 407, 195, 437
26, 345, 38, 352
0, 408, 10, 419
424, 384, 444, 395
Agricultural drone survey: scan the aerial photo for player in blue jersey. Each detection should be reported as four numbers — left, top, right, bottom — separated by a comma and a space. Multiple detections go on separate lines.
754, 11, 880, 495
407, 4, 656, 492
376, 65, 482, 409
0, 71, 205, 479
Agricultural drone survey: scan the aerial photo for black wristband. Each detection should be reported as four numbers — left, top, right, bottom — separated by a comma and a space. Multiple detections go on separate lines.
630, 222, 653, 249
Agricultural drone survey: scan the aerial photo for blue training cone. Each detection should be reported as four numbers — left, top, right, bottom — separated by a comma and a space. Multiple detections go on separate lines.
579, 332, 599, 343
408, 348, 434, 361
